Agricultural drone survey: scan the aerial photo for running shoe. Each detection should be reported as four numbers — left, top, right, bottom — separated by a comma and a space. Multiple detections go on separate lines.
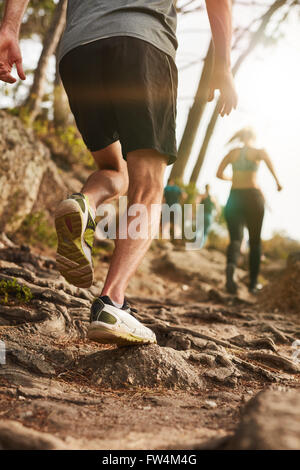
88, 296, 157, 346
249, 283, 263, 295
55, 193, 96, 288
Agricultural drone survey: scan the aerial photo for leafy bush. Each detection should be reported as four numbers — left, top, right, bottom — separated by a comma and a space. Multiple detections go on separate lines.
206, 229, 228, 253
0, 278, 33, 304
33, 119, 95, 169
9, 108, 95, 170
174, 180, 198, 204
263, 231, 300, 260
16, 211, 57, 248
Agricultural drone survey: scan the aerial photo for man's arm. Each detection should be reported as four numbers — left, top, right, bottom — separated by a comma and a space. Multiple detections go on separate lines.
0, 0, 30, 83
205, 0, 238, 116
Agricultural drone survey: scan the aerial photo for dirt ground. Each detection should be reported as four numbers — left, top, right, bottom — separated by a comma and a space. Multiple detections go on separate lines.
0, 238, 299, 450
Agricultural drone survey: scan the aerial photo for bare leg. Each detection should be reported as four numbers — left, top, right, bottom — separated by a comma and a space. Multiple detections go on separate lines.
101, 149, 167, 304
81, 141, 128, 212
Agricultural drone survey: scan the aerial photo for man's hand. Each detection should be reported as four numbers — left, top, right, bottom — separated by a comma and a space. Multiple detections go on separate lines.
0, 29, 25, 83
205, 0, 237, 116
208, 65, 238, 116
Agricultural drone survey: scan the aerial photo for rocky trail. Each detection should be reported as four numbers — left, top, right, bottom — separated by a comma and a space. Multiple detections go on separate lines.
0, 234, 299, 450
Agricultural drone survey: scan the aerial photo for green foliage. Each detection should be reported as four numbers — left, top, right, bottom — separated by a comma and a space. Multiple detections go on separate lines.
17, 211, 57, 248
174, 180, 198, 204
30, 117, 95, 169
56, 125, 95, 168
206, 229, 228, 253
0, 278, 33, 305
206, 206, 228, 251
206, 230, 300, 260
92, 240, 114, 258
215, 205, 227, 228
263, 231, 300, 261
11, 107, 95, 170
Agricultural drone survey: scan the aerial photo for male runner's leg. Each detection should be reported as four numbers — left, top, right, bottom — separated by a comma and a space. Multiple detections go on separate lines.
101, 149, 167, 304
57, 37, 177, 345
88, 149, 166, 345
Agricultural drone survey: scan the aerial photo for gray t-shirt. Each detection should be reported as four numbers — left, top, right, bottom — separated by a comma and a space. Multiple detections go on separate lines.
58, 0, 178, 63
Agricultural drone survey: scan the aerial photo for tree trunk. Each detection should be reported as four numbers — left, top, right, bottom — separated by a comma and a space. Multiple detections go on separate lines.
189, 106, 219, 184
25, 0, 68, 125
189, 0, 287, 184
169, 41, 214, 181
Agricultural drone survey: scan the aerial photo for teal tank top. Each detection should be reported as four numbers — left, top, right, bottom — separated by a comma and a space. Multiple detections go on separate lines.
232, 147, 258, 172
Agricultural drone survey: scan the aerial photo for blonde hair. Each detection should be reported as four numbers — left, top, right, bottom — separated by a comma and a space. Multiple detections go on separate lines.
228, 127, 256, 145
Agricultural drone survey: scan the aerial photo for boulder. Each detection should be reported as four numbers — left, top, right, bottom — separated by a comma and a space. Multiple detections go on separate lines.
259, 256, 300, 313
0, 111, 50, 231
0, 110, 81, 232
226, 389, 300, 450
77, 344, 203, 390
0, 420, 67, 450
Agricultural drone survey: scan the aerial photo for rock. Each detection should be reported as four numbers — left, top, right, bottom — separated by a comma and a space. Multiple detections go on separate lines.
0, 110, 82, 233
31, 160, 81, 223
7, 346, 56, 376
205, 341, 225, 353
165, 332, 191, 350
158, 249, 226, 285
0, 304, 47, 322
229, 334, 277, 352
77, 344, 203, 390
204, 367, 241, 387
191, 338, 207, 349
189, 353, 216, 368
259, 253, 300, 313
225, 389, 300, 450
144, 396, 176, 407
203, 400, 217, 409
215, 354, 233, 368
287, 251, 300, 268
0, 111, 50, 232
0, 420, 67, 450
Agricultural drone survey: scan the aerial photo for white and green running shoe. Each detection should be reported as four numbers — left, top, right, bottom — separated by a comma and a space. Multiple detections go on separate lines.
55, 193, 96, 288
88, 296, 157, 346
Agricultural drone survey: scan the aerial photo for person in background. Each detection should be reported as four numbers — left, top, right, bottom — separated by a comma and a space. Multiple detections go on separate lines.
162, 179, 184, 239
197, 184, 218, 246
164, 179, 183, 208
216, 128, 282, 294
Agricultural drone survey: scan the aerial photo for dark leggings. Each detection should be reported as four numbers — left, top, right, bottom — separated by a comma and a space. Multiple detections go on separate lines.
224, 189, 265, 286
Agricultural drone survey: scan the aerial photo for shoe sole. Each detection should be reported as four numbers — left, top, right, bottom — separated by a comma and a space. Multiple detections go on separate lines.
55, 200, 93, 288
87, 324, 157, 346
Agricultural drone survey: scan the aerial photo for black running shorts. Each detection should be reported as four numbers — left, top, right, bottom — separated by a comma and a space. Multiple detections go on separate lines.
59, 37, 178, 165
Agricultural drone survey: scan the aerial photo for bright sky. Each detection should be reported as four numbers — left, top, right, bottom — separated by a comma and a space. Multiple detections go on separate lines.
1, 1, 299, 241
172, 2, 300, 241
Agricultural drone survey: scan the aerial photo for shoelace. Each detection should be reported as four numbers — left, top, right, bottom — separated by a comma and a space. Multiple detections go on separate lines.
123, 300, 138, 316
